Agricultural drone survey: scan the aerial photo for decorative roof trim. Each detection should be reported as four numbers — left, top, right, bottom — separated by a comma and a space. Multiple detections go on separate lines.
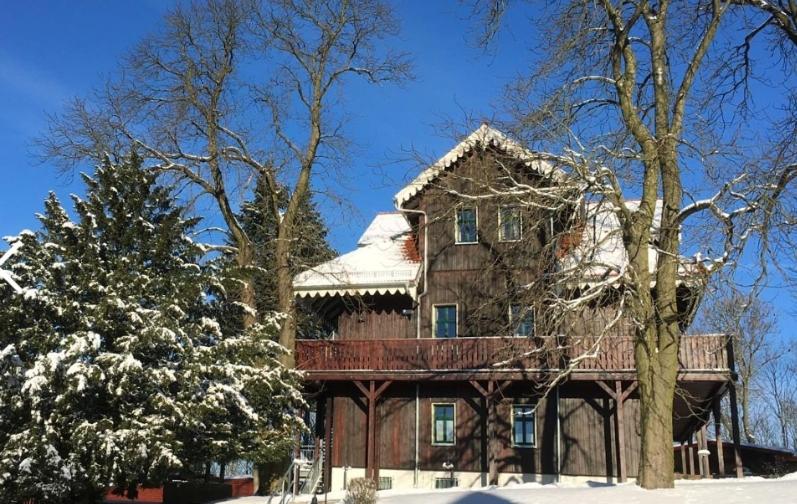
295, 284, 416, 299
393, 124, 559, 207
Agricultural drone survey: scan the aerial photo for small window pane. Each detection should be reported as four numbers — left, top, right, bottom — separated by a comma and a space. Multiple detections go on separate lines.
510, 305, 534, 337
456, 208, 477, 243
499, 207, 521, 241
513, 405, 535, 447
435, 305, 457, 338
433, 404, 455, 445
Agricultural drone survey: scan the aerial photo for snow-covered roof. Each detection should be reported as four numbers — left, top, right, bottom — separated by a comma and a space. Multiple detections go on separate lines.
562, 200, 701, 287
357, 212, 411, 246
293, 213, 421, 298
394, 124, 560, 207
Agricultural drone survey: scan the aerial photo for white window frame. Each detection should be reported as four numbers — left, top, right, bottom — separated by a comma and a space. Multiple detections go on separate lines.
431, 402, 457, 446
433, 303, 459, 338
509, 304, 535, 337
454, 206, 479, 245
511, 404, 537, 448
498, 205, 522, 242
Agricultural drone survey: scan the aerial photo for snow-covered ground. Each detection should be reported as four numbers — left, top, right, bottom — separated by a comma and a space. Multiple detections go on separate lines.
217, 473, 797, 504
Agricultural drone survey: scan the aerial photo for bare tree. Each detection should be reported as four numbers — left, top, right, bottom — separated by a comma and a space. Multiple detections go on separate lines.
39, 0, 410, 365
699, 287, 778, 443
469, 0, 797, 489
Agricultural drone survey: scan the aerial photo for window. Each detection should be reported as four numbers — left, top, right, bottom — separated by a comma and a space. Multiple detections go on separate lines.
510, 305, 534, 337
435, 477, 458, 489
434, 305, 457, 338
512, 405, 536, 447
455, 207, 478, 243
432, 403, 456, 445
499, 206, 522, 241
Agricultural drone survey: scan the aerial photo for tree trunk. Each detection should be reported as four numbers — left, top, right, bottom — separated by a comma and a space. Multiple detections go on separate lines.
636, 324, 679, 489
276, 229, 296, 367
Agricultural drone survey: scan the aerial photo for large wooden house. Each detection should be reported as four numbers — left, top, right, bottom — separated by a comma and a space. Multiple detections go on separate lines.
292, 125, 743, 492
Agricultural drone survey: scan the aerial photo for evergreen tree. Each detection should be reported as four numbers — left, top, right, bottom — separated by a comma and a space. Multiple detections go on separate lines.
0, 156, 302, 503
236, 176, 336, 337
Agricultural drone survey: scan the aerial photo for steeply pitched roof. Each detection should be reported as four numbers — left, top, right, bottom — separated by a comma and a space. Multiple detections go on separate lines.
293, 213, 421, 298
393, 124, 559, 207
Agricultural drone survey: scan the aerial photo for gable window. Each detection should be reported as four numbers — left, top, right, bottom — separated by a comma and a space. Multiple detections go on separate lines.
432, 403, 456, 445
434, 305, 457, 338
499, 206, 522, 242
512, 405, 536, 447
455, 207, 478, 244
510, 304, 534, 337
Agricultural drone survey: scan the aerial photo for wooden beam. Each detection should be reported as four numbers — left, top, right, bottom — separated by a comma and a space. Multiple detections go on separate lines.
469, 380, 489, 397
700, 424, 711, 477
680, 441, 687, 476
688, 435, 696, 477
353, 380, 370, 398
487, 380, 498, 485
614, 381, 627, 483
620, 382, 639, 402
728, 383, 744, 478
713, 400, 725, 476
374, 380, 392, 400
596, 380, 617, 399
367, 381, 376, 481
696, 428, 706, 478
324, 394, 334, 492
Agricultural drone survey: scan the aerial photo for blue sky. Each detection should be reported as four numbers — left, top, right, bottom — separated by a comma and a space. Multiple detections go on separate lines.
1, 1, 794, 334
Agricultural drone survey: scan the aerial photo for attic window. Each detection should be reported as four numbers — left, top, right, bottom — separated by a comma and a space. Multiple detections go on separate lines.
455, 207, 478, 244
499, 206, 522, 242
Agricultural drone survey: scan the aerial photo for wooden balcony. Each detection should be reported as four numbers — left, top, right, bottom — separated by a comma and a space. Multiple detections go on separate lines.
295, 334, 732, 382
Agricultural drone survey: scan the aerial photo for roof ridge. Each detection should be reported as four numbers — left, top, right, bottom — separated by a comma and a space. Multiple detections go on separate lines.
393, 124, 557, 207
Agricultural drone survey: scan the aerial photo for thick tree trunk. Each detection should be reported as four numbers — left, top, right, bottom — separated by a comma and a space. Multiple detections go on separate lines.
636, 323, 679, 489
275, 231, 296, 367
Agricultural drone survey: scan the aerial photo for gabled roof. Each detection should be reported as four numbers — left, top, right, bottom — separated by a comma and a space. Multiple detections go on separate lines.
393, 124, 559, 207
293, 213, 421, 298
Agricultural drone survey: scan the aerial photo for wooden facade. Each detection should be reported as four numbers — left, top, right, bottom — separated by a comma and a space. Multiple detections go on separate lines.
295, 135, 742, 491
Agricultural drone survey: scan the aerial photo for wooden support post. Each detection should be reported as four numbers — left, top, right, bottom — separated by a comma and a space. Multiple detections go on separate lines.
680, 441, 687, 476
615, 381, 627, 483
700, 424, 711, 477
324, 394, 334, 492
470, 380, 510, 486
687, 434, 696, 477
367, 381, 376, 481
487, 380, 498, 485
713, 400, 725, 476
728, 383, 744, 478
354, 380, 392, 484
696, 428, 706, 478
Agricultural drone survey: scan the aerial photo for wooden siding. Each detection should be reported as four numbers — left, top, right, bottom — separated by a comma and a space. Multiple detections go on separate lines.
559, 394, 641, 478
413, 148, 565, 340
327, 382, 637, 478
334, 294, 415, 340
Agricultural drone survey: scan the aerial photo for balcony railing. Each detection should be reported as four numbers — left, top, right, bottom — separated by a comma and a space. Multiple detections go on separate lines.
295, 334, 730, 374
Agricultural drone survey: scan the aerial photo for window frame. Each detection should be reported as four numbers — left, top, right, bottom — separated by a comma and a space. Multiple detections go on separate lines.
498, 205, 522, 242
509, 304, 535, 337
433, 303, 458, 339
511, 404, 536, 448
431, 402, 457, 446
454, 206, 479, 245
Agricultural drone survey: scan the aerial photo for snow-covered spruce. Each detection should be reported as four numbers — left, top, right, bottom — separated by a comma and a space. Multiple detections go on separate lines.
0, 155, 303, 503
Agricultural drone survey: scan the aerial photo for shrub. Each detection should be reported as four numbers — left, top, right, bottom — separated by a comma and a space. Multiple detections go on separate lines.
343, 477, 377, 504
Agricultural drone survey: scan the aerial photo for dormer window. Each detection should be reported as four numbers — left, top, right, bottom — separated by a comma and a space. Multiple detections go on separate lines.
499, 206, 522, 242
455, 207, 478, 244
